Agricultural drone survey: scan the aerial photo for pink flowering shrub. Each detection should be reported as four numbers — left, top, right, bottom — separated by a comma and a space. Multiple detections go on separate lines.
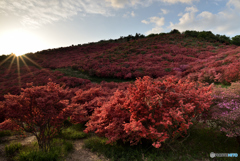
206, 82, 240, 145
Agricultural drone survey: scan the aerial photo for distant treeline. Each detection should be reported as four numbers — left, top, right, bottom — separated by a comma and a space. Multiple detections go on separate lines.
31, 30, 240, 54
1, 29, 240, 58
146, 29, 240, 46
96, 29, 240, 46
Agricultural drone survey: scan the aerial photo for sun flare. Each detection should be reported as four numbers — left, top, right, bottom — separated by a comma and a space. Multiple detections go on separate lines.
0, 29, 46, 56
14, 53, 25, 57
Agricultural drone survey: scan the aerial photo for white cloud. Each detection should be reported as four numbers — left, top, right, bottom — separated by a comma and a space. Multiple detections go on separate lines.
161, 9, 169, 14
149, 17, 165, 26
0, 0, 115, 28
105, 0, 154, 8
142, 16, 165, 35
123, 11, 136, 18
141, 20, 149, 24
185, 6, 198, 12
160, 0, 198, 4
105, 0, 128, 8
106, 0, 199, 8
0, 0, 202, 28
146, 27, 164, 35
169, 1, 240, 36
131, 11, 135, 17
178, 12, 183, 16
227, 0, 240, 9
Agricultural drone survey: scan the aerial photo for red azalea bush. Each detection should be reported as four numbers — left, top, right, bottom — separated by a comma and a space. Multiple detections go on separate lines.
84, 76, 213, 148
84, 90, 130, 143
222, 63, 240, 84
0, 80, 75, 151
70, 87, 110, 124
71, 81, 130, 124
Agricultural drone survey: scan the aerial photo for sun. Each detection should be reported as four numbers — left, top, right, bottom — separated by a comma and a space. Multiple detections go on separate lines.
0, 29, 46, 56
14, 52, 25, 57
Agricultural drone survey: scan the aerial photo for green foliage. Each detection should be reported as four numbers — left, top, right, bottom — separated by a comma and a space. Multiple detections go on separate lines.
84, 122, 240, 161
146, 33, 158, 38
16, 139, 73, 161
198, 31, 216, 41
231, 35, 240, 46
184, 30, 232, 45
164, 68, 172, 72
5, 142, 23, 157
60, 124, 88, 140
17, 149, 59, 161
0, 130, 12, 137
170, 29, 181, 34
184, 30, 199, 37
216, 34, 231, 44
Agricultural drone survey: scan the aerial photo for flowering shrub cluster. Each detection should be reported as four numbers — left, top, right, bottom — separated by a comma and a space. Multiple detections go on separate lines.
70, 81, 130, 124
0, 80, 75, 151
186, 46, 240, 84
84, 76, 213, 148
24, 33, 235, 82
205, 82, 240, 145
1, 32, 238, 103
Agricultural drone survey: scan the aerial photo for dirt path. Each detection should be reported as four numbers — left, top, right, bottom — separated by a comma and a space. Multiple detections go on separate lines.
0, 134, 109, 161
0, 134, 37, 161
64, 140, 109, 161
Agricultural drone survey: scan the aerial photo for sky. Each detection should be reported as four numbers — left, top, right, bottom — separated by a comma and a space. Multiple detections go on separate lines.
0, 0, 240, 56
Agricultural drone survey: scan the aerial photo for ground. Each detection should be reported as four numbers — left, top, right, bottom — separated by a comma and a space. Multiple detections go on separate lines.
0, 134, 109, 161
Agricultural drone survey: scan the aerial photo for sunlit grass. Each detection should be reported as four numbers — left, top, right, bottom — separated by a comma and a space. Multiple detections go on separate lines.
59, 123, 88, 140
5, 139, 73, 161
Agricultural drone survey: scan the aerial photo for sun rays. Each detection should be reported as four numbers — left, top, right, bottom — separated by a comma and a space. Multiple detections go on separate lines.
0, 53, 43, 89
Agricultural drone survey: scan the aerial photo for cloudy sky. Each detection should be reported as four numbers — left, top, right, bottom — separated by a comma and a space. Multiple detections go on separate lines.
0, 0, 240, 56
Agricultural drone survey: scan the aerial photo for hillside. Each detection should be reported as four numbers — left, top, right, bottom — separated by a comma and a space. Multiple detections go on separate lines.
0, 31, 239, 101
1, 30, 240, 160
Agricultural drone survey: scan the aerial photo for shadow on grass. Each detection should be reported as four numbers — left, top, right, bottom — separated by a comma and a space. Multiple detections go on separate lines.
53, 67, 136, 84
83, 122, 240, 161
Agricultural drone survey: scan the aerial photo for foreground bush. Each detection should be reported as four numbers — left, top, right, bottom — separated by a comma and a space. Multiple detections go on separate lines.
0, 80, 75, 152
84, 76, 213, 149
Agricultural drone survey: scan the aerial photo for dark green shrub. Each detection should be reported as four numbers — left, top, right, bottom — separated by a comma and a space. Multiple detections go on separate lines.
170, 29, 181, 34
147, 33, 158, 38
184, 30, 199, 37
198, 31, 216, 41
231, 35, 240, 46
216, 34, 231, 44
0, 130, 12, 137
